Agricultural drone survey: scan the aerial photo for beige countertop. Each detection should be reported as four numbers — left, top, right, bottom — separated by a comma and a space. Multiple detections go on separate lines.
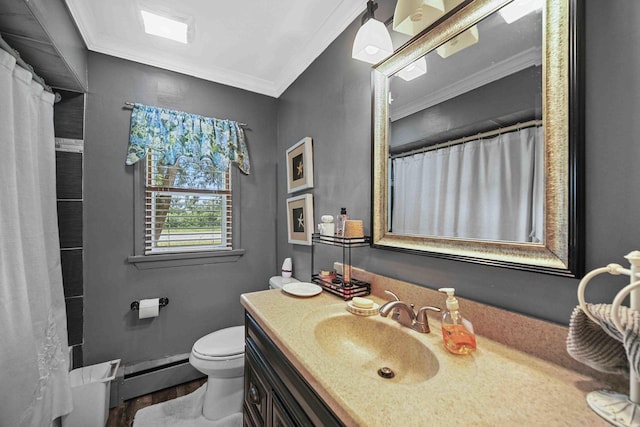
241, 288, 612, 427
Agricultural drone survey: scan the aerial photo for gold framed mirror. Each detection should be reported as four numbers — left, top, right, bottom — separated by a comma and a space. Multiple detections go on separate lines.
372, 0, 584, 277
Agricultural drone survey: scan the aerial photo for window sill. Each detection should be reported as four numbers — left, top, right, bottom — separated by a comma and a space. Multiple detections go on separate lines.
127, 249, 245, 270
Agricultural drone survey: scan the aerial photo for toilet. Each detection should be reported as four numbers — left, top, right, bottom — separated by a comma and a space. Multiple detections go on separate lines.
267, 275, 299, 290
189, 275, 299, 420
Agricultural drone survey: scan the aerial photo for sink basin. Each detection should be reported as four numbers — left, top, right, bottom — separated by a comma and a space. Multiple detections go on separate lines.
302, 308, 439, 384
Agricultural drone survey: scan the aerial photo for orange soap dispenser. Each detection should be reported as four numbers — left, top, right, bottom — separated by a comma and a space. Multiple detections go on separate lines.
439, 288, 477, 355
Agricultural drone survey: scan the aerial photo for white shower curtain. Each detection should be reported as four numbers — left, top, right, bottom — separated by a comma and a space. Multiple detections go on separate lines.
392, 126, 544, 242
0, 50, 73, 426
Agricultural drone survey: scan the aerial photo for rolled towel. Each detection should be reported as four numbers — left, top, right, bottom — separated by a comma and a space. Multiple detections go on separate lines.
622, 307, 640, 379
589, 303, 640, 379
588, 303, 625, 341
566, 305, 628, 377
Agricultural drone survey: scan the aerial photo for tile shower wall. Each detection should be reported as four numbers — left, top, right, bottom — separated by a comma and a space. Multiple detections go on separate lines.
54, 89, 85, 369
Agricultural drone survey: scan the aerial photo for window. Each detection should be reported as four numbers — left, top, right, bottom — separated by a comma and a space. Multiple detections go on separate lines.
125, 103, 248, 267
145, 151, 231, 254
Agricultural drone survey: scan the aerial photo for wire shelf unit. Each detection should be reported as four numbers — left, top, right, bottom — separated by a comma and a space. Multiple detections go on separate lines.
310, 233, 371, 301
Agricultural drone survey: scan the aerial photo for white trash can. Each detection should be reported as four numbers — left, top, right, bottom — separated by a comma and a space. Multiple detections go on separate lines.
61, 359, 121, 427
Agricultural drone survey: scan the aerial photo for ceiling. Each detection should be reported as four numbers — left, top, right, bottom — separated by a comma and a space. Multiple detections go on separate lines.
65, 0, 367, 98
0, 0, 88, 92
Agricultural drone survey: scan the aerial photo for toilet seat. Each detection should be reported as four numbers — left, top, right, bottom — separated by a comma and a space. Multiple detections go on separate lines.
191, 350, 244, 362
192, 326, 244, 360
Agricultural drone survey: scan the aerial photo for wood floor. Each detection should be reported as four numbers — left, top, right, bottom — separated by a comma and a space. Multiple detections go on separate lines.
106, 378, 207, 427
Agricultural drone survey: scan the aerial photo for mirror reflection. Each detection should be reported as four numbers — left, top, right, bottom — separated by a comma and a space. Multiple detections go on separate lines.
372, 0, 583, 276
387, 1, 542, 243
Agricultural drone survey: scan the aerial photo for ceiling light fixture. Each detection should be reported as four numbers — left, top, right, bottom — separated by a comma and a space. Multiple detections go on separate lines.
352, 0, 393, 64
393, 0, 446, 36
141, 10, 189, 44
436, 25, 479, 58
397, 57, 427, 81
498, 0, 543, 24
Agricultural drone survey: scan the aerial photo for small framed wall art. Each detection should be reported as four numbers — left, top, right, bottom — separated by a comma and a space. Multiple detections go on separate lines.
286, 194, 314, 245
286, 137, 314, 193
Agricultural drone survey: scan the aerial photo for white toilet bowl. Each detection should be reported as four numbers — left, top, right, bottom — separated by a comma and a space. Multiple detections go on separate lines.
189, 275, 299, 420
189, 326, 245, 420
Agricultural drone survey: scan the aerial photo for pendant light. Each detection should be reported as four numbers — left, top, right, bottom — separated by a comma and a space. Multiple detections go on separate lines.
397, 56, 427, 81
499, 0, 543, 24
352, 0, 393, 64
393, 0, 446, 36
436, 25, 479, 58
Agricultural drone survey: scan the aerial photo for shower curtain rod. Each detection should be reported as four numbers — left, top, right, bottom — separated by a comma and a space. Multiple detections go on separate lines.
390, 119, 543, 160
0, 34, 58, 99
123, 102, 248, 127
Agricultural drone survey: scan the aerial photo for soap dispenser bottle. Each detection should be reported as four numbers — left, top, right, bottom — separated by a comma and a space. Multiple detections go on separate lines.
439, 288, 476, 355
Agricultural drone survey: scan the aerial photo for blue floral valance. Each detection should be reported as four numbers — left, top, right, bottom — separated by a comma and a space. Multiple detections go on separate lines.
125, 103, 250, 174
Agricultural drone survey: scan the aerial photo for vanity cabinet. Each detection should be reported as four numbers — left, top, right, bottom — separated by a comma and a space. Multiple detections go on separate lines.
243, 312, 343, 427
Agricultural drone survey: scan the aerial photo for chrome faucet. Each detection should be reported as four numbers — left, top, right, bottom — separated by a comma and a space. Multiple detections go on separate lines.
383, 290, 401, 321
379, 300, 441, 333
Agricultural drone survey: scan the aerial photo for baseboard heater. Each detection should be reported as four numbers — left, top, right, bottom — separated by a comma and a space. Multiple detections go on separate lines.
110, 352, 205, 406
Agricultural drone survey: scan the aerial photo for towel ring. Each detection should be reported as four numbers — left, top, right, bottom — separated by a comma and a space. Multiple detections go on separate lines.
610, 279, 640, 334
578, 263, 626, 323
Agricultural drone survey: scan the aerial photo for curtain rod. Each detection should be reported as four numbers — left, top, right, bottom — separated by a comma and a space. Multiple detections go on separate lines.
390, 119, 543, 160
0, 34, 59, 101
123, 102, 248, 127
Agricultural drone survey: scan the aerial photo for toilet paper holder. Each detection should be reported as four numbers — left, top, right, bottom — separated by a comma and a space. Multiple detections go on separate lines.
130, 297, 169, 311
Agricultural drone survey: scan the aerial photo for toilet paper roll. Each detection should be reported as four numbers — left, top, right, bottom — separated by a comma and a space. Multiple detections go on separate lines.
139, 298, 160, 319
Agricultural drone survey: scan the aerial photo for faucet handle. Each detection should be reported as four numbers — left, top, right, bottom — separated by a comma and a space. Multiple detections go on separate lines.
414, 306, 441, 334
416, 305, 441, 318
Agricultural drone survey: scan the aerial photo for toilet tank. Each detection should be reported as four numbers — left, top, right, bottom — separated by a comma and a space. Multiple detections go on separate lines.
268, 276, 299, 289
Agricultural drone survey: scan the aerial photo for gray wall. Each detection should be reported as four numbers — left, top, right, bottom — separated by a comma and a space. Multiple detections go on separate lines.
277, 0, 640, 325
390, 66, 541, 151
84, 52, 278, 366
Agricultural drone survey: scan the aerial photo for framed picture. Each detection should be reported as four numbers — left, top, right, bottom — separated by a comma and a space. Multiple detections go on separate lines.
286, 194, 314, 245
286, 137, 314, 193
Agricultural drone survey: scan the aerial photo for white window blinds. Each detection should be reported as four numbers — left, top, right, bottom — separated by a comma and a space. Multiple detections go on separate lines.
145, 152, 231, 254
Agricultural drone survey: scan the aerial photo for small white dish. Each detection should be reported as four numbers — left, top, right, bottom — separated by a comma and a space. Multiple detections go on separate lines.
282, 282, 322, 297
346, 301, 380, 316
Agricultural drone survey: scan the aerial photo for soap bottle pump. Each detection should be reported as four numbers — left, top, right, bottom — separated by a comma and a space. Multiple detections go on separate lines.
438, 288, 476, 355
